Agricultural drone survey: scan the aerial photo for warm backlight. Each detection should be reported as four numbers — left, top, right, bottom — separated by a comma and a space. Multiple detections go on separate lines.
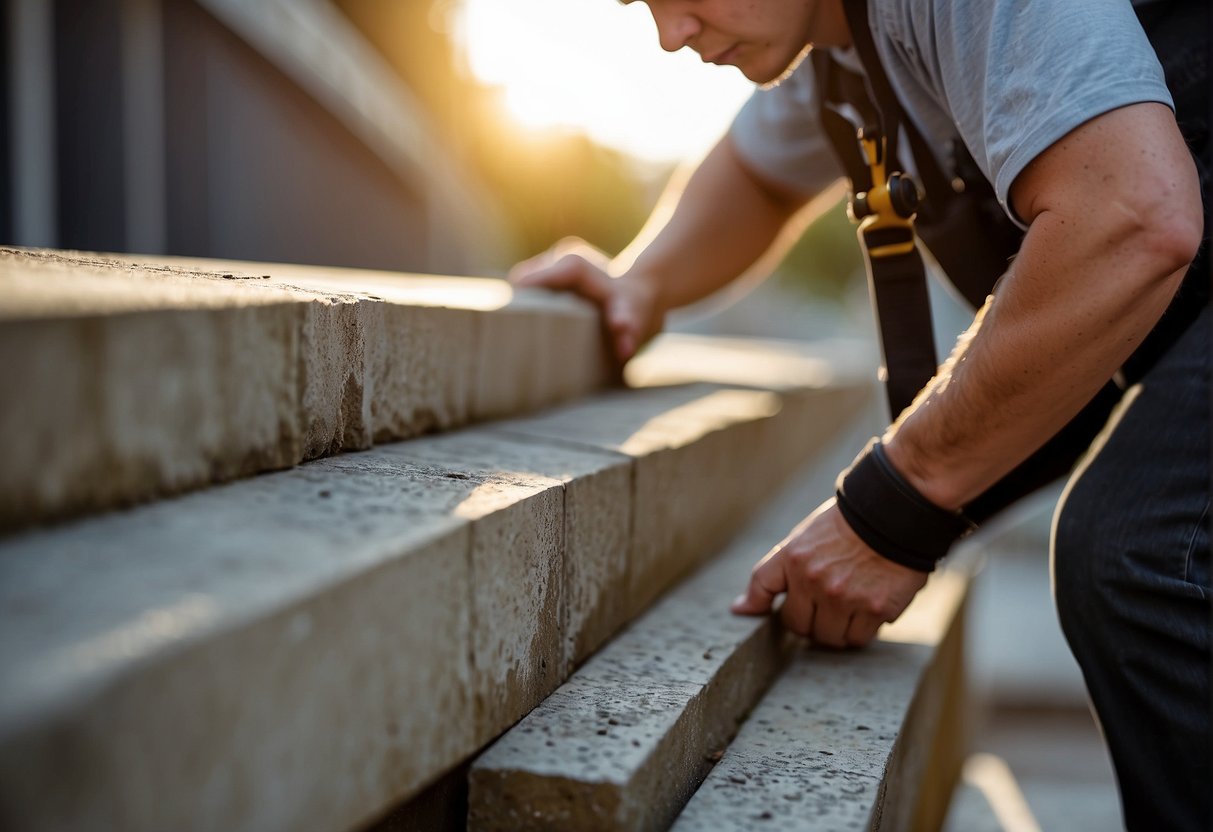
455, 0, 755, 163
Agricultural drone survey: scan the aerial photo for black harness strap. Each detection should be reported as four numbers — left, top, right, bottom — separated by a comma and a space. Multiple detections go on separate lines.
825, 0, 1206, 534
812, 37, 939, 419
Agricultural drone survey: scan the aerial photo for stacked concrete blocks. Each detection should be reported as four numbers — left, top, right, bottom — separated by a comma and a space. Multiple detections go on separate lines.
671, 568, 972, 832
0, 372, 872, 832
466, 423, 887, 832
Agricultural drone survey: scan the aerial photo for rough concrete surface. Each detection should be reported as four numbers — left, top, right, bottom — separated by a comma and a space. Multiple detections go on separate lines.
467, 438, 878, 832
0, 250, 306, 530
0, 376, 861, 832
111, 251, 613, 429
0, 248, 610, 530
492, 384, 820, 621
0, 443, 572, 832
374, 427, 632, 686
671, 569, 972, 832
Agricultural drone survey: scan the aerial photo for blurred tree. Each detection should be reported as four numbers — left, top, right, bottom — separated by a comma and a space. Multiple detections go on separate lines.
778, 197, 863, 301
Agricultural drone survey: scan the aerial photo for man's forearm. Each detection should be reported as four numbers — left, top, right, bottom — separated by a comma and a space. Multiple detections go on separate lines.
882, 104, 1202, 511
613, 134, 817, 312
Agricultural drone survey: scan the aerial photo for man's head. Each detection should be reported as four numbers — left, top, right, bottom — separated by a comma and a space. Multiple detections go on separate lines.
621, 0, 849, 85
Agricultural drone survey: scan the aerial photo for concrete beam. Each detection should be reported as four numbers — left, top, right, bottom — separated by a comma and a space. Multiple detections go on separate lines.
0, 248, 610, 530
467, 431, 879, 831
493, 379, 871, 624
670, 568, 972, 831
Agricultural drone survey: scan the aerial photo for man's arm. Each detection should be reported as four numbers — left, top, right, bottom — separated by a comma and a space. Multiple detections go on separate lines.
510, 134, 819, 361
884, 102, 1202, 507
733, 102, 1203, 646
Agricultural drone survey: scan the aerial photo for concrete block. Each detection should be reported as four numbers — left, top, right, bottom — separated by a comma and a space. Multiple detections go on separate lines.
114, 252, 610, 429
0, 443, 573, 832
296, 294, 373, 457
495, 385, 782, 616
318, 446, 572, 743
0, 250, 305, 529
385, 428, 632, 672
470, 675, 709, 832
468, 446, 862, 832
670, 568, 972, 832
365, 300, 478, 442
0, 249, 612, 529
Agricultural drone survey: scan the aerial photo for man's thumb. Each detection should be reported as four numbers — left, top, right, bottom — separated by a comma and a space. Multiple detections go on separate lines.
606, 296, 642, 361
730, 546, 789, 615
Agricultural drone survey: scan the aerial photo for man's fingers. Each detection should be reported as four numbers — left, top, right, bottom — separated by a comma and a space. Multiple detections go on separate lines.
510, 255, 612, 304
607, 295, 644, 361
779, 594, 815, 636
844, 614, 884, 648
810, 605, 851, 648
731, 548, 788, 615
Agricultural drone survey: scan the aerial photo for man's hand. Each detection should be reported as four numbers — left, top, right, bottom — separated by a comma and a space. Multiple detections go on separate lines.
731, 499, 927, 647
509, 238, 664, 364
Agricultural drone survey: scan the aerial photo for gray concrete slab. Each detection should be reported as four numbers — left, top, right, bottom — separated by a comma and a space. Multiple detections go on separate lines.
0, 466, 476, 832
0, 248, 610, 530
671, 569, 971, 832
0, 375, 863, 832
0, 249, 306, 530
114, 251, 613, 429
492, 380, 874, 623
0, 443, 574, 832
467, 426, 886, 832
386, 429, 633, 671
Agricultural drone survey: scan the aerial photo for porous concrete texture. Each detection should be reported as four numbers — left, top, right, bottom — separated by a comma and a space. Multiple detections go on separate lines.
382, 429, 632, 671
0, 369, 865, 832
671, 568, 972, 832
467, 439, 870, 832
0, 247, 611, 529
0, 452, 486, 832
112, 251, 613, 425
0, 437, 628, 832
0, 249, 306, 530
492, 379, 871, 622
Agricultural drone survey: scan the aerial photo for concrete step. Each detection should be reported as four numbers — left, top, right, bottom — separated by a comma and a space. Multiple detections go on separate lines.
0, 247, 611, 530
669, 565, 972, 832
0, 346, 871, 832
465, 407, 896, 832
468, 438, 972, 832
465, 463, 812, 830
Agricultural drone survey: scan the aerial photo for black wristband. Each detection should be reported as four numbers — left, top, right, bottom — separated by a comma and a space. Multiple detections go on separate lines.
835, 439, 976, 572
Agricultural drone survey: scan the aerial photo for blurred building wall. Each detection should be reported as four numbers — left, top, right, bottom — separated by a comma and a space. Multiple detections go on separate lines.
3, 0, 508, 274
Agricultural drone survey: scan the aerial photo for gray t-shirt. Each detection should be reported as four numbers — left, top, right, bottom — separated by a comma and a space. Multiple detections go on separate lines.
730, 0, 1173, 223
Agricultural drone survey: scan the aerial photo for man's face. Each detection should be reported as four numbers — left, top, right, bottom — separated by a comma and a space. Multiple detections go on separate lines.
626, 0, 849, 84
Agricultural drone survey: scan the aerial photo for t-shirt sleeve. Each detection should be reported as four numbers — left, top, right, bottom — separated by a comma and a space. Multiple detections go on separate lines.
920, 0, 1174, 218
727, 59, 846, 198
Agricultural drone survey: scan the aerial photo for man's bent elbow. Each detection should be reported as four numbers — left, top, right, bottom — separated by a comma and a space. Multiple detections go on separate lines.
1139, 158, 1205, 283
1143, 194, 1203, 281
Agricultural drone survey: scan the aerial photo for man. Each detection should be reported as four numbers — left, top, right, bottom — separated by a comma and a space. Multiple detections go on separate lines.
511, 1, 1209, 827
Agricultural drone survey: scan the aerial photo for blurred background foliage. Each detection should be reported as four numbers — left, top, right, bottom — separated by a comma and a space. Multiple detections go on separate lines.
334, 0, 859, 300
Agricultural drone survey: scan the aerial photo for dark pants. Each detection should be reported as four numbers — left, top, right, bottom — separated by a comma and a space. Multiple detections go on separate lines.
1053, 4, 1211, 829
1053, 304, 1210, 832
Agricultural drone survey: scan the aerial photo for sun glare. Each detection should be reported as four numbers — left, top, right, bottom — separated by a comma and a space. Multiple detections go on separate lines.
454, 0, 756, 163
